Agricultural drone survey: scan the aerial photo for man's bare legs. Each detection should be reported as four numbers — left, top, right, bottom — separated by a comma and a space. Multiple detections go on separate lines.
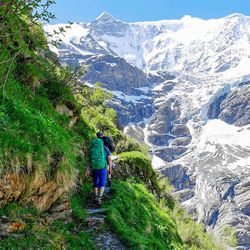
99, 187, 105, 197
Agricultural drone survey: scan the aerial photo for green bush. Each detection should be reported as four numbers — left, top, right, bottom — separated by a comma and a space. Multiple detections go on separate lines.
76, 84, 120, 140
116, 136, 149, 155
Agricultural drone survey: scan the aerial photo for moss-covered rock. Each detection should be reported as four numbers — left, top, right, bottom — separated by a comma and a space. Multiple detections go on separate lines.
113, 151, 160, 196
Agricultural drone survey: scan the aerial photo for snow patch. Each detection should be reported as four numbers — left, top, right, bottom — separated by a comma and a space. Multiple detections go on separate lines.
111, 91, 151, 103
198, 119, 250, 149
152, 155, 167, 169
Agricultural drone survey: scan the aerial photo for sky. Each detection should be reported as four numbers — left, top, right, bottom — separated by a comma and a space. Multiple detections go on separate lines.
49, 0, 250, 24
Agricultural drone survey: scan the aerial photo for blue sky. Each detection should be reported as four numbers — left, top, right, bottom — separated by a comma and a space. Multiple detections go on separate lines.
49, 0, 250, 24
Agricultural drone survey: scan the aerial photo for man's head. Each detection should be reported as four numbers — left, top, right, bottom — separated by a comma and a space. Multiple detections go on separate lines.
96, 131, 104, 138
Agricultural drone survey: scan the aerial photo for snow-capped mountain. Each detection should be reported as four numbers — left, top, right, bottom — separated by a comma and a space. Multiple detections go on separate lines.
46, 12, 250, 75
45, 13, 250, 249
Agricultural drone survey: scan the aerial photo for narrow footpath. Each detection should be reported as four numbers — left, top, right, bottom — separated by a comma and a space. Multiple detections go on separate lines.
85, 189, 126, 250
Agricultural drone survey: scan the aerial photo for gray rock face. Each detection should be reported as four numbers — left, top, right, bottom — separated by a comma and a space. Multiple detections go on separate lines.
108, 98, 154, 126
152, 100, 188, 133
147, 98, 191, 162
154, 146, 188, 162
81, 54, 151, 94
208, 85, 250, 126
175, 140, 250, 249
160, 164, 191, 190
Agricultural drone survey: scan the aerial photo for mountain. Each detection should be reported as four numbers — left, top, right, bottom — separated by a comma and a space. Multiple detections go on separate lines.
45, 13, 250, 249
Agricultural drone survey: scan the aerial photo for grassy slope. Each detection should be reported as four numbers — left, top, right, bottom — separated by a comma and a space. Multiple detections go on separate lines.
105, 181, 183, 250
104, 154, 220, 250
0, 8, 96, 248
0, 10, 96, 212
0, 202, 94, 249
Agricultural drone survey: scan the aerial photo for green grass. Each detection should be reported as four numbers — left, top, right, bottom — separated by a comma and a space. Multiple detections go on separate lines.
104, 180, 184, 250
0, 75, 96, 192
0, 82, 77, 186
116, 151, 160, 195
0, 203, 38, 219
173, 206, 220, 250
0, 12, 95, 187
0, 219, 94, 250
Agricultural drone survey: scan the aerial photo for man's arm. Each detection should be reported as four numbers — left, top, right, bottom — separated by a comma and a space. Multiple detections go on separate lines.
85, 162, 91, 177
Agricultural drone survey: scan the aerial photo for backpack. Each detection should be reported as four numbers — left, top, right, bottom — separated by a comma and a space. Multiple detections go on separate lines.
90, 138, 107, 170
102, 136, 115, 153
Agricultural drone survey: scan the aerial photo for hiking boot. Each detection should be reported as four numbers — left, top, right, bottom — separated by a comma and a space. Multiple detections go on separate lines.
107, 178, 112, 188
97, 196, 102, 205
94, 194, 99, 203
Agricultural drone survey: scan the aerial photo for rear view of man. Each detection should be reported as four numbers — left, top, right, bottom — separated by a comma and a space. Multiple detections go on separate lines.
96, 132, 113, 187
90, 132, 112, 205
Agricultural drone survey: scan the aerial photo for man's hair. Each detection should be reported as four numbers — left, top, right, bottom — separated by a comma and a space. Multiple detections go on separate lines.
96, 131, 103, 138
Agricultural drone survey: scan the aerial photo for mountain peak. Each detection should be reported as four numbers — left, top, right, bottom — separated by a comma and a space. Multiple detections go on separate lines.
227, 13, 244, 18
225, 13, 246, 22
95, 12, 116, 22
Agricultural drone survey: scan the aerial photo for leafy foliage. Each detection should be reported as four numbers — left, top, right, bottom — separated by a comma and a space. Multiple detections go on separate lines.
173, 206, 220, 250
76, 84, 120, 140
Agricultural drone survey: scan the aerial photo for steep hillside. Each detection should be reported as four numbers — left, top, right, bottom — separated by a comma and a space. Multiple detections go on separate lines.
45, 12, 250, 249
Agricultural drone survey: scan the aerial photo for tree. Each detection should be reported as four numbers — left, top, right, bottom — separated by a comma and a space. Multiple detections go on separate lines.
0, 0, 56, 97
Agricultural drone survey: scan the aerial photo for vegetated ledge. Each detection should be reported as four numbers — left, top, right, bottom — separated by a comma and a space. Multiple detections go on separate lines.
113, 151, 161, 195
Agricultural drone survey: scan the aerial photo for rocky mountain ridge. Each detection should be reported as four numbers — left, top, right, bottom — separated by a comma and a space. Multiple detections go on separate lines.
45, 13, 250, 249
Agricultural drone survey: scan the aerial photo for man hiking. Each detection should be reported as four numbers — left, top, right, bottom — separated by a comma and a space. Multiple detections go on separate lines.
100, 132, 115, 153
89, 132, 112, 205
97, 131, 113, 188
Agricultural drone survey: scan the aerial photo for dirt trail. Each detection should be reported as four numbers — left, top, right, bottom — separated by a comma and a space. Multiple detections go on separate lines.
85, 191, 126, 250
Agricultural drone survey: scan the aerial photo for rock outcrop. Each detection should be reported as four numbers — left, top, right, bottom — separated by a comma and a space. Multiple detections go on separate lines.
208, 85, 250, 127
81, 54, 151, 94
